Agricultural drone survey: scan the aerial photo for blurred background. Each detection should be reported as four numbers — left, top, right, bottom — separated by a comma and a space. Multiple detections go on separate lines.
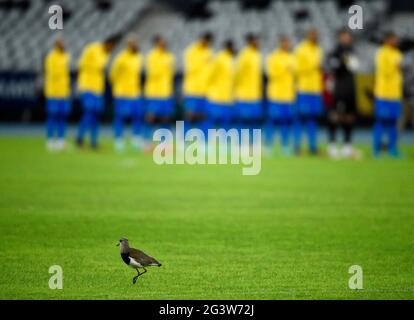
0, 0, 413, 126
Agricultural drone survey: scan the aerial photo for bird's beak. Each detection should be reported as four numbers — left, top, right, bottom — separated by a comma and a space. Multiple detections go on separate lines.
116, 243, 120, 246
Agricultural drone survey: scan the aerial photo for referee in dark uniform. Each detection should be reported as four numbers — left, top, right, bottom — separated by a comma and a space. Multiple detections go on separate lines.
327, 29, 360, 159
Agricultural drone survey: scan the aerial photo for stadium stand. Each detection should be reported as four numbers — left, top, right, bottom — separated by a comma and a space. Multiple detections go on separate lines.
0, 0, 411, 73
0, 0, 148, 71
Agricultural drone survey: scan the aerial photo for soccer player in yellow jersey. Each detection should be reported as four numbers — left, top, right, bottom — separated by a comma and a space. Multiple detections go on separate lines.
294, 28, 324, 155
183, 32, 214, 132
144, 35, 175, 137
206, 40, 236, 130
265, 35, 296, 156
373, 32, 403, 157
44, 38, 71, 151
234, 33, 263, 145
76, 36, 115, 149
109, 38, 143, 151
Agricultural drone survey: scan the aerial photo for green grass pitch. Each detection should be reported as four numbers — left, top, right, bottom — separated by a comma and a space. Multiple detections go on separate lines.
0, 136, 413, 299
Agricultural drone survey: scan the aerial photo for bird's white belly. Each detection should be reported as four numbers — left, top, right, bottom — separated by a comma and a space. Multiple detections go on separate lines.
129, 257, 143, 268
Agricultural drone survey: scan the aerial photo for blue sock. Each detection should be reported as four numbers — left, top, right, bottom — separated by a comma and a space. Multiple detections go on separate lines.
306, 117, 318, 153
264, 119, 275, 148
200, 118, 209, 136
183, 120, 193, 135
373, 119, 383, 156
57, 113, 66, 139
114, 113, 124, 140
280, 121, 290, 149
77, 111, 91, 142
90, 112, 99, 148
132, 116, 143, 137
46, 113, 56, 139
249, 119, 261, 143
143, 122, 153, 141
387, 119, 398, 156
293, 118, 302, 152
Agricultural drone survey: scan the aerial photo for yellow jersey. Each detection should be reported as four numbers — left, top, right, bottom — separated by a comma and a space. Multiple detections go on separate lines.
206, 49, 235, 104
77, 42, 110, 95
294, 40, 323, 93
183, 41, 213, 97
235, 45, 262, 101
44, 48, 70, 98
110, 49, 143, 98
144, 47, 175, 99
266, 48, 296, 102
374, 44, 403, 100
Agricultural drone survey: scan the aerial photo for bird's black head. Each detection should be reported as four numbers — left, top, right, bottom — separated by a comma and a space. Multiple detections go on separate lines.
117, 237, 129, 246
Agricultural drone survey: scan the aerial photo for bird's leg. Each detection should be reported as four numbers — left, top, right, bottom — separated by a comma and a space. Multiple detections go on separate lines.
141, 267, 147, 276
132, 269, 141, 284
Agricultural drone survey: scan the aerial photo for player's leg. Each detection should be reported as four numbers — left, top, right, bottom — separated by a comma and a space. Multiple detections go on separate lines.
143, 99, 156, 144
328, 109, 339, 159
293, 117, 302, 155
46, 99, 58, 151
206, 100, 218, 131
56, 99, 70, 151
77, 93, 92, 147
89, 95, 103, 149
373, 118, 384, 157
113, 98, 127, 152
242, 101, 262, 149
132, 98, 145, 150
218, 105, 228, 153
307, 94, 322, 155
183, 96, 198, 133
264, 102, 277, 156
280, 105, 293, 156
89, 110, 99, 149
341, 113, 357, 159
373, 99, 387, 157
306, 115, 318, 154
239, 102, 252, 150
387, 101, 401, 157
252, 102, 263, 147
199, 98, 209, 136
386, 118, 398, 157
293, 95, 305, 155
161, 99, 175, 151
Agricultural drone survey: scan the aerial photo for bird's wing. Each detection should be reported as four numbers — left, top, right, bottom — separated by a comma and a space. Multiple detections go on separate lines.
129, 248, 160, 266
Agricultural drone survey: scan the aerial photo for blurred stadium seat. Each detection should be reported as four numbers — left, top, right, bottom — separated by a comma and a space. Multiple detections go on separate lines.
0, 0, 411, 73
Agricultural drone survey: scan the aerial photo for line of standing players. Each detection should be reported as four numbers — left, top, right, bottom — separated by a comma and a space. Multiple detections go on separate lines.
44, 28, 403, 157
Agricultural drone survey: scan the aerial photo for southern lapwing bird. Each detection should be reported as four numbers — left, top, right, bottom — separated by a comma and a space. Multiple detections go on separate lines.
117, 238, 162, 284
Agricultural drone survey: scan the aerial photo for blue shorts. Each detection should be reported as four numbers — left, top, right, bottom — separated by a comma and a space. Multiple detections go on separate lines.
236, 100, 263, 120
146, 98, 174, 117
184, 96, 206, 114
207, 101, 235, 122
80, 92, 104, 113
375, 99, 401, 120
114, 98, 144, 118
296, 93, 323, 116
46, 98, 71, 116
267, 101, 295, 120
